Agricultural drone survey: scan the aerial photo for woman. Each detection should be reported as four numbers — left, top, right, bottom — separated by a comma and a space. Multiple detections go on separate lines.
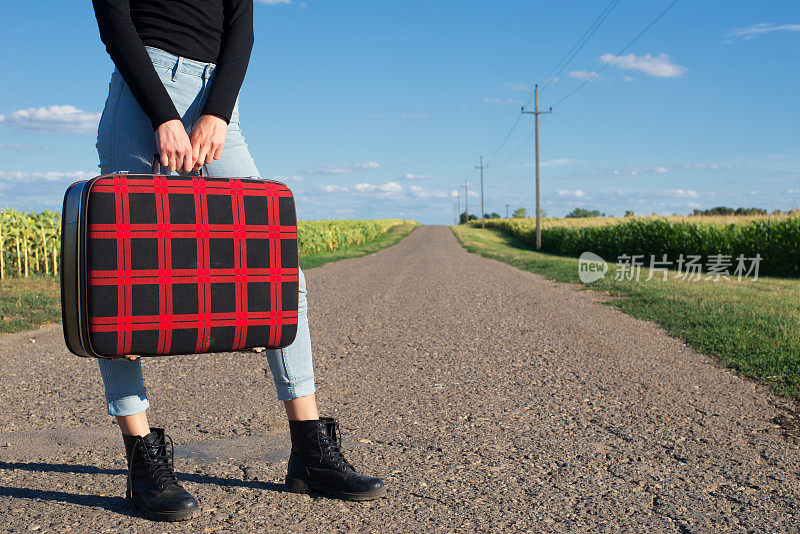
91, 0, 386, 522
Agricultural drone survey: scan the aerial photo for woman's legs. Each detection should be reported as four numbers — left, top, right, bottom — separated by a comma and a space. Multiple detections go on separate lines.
96, 71, 156, 433
204, 106, 319, 419
97, 358, 151, 436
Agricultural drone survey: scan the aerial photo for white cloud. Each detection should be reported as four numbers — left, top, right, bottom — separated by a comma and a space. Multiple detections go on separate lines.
727, 23, 800, 41
0, 170, 96, 210
623, 75, 635, 82
0, 170, 94, 184
483, 97, 523, 105
401, 113, 429, 119
274, 175, 304, 182
0, 143, 39, 150
568, 70, 599, 81
502, 83, 529, 92
599, 53, 686, 78
403, 173, 434, 180
557, 189, 587, 198
379, 181, 402, 193
541, 158, 577, 168
300, 162, 380, 175
353, 161, 380, 169
670, 189, 699, 198
319, 184, 348, 193
354, 181, 402, 193
588, 162, 733, 177
0, 105, 101, 134
407, 184, 452, 199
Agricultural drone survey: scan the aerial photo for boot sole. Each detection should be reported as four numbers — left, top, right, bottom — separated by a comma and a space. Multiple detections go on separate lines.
127, 495, 202, 522
285, 475, 387, 501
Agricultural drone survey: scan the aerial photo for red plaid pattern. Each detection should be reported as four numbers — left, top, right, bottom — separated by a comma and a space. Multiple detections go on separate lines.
85, 174, 298, 357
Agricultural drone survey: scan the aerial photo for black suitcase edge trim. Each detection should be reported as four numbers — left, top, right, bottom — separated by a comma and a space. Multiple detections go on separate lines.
61, 178, 96, 358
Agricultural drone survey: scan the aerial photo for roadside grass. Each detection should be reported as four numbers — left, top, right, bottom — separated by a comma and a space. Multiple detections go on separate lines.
0, 222, 420, 335
451, 224, 800, 397
300, 221, 420, 269
0, 276, 61, 334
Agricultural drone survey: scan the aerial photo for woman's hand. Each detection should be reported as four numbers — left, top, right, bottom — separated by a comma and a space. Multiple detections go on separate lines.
155, 119, 194, 173
189, 114, 227, 172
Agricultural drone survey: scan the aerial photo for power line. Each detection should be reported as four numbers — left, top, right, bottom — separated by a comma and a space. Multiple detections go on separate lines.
486, 0, 679, 169
486, 114, 522, 161
493, 126, 536, 168
550, 0, 681, 108
487, 0, 620, 162
535, 0, 621, 96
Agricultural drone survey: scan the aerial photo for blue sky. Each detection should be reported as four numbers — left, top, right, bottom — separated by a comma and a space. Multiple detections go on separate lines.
1, 0, 798, 224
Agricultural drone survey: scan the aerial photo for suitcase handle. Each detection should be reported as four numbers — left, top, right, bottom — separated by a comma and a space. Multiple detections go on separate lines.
151, 154, 209, 177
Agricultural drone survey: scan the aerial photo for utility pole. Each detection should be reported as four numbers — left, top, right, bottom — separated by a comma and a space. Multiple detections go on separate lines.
464, 179, 469, 223
475, 156, 488, 228
505, 204, 510, 219
521, 84, 552, 249
457, 189, 461, 224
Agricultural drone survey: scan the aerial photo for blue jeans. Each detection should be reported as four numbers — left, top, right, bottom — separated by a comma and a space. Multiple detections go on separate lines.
95, 46, 315, 416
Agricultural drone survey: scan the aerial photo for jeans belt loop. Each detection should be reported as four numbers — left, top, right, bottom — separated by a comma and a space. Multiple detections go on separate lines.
172, 56, 183, 82
203, 64, 213, 80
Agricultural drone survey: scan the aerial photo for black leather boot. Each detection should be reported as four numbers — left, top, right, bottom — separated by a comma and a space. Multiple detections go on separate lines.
286, 417, 387, 501
122, 428, 200, 521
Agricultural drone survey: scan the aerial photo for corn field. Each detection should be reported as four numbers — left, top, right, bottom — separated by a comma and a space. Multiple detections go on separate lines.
473, 214, 800, 277
0, 209, 406, 279
297, 219, 406, 255
0, 209, 62, 280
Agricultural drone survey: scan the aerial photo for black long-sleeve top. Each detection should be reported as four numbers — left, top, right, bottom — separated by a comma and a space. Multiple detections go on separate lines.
92, 0, 254, 130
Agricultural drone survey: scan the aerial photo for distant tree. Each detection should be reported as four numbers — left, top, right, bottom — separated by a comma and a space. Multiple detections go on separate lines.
512, 207, 527, 218
487, 212, 501, 219
624, 210, 635, 217
566, 207, 604, 218
691, 206, 767, 216
735, 207, 767, 216
459, 212, 478, 224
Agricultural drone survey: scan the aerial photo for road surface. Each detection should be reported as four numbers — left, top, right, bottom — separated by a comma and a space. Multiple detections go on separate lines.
1, 225, 799, 532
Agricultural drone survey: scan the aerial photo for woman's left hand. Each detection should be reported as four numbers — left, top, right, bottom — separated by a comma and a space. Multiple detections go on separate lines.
189, 114, 227, 172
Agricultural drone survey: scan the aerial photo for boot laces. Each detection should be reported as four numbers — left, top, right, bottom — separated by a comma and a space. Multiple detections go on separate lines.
131, 433, 180, 490
317, 421, 353, 472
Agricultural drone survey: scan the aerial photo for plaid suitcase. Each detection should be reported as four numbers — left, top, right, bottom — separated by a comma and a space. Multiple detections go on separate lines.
61, 161, 299, 359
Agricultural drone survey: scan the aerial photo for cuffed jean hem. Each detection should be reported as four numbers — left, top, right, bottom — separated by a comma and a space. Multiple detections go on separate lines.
106, 391, 150, 417
275, 379, 316, 402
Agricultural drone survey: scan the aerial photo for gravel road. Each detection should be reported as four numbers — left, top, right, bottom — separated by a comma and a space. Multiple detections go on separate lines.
1, 225, 799, 533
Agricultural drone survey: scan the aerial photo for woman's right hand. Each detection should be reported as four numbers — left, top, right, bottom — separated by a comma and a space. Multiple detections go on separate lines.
155, 119, 194, 173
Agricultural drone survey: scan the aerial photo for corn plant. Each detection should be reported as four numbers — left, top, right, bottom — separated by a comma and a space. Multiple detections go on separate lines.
474, 215, 800, 277
0, 209, 405, 279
